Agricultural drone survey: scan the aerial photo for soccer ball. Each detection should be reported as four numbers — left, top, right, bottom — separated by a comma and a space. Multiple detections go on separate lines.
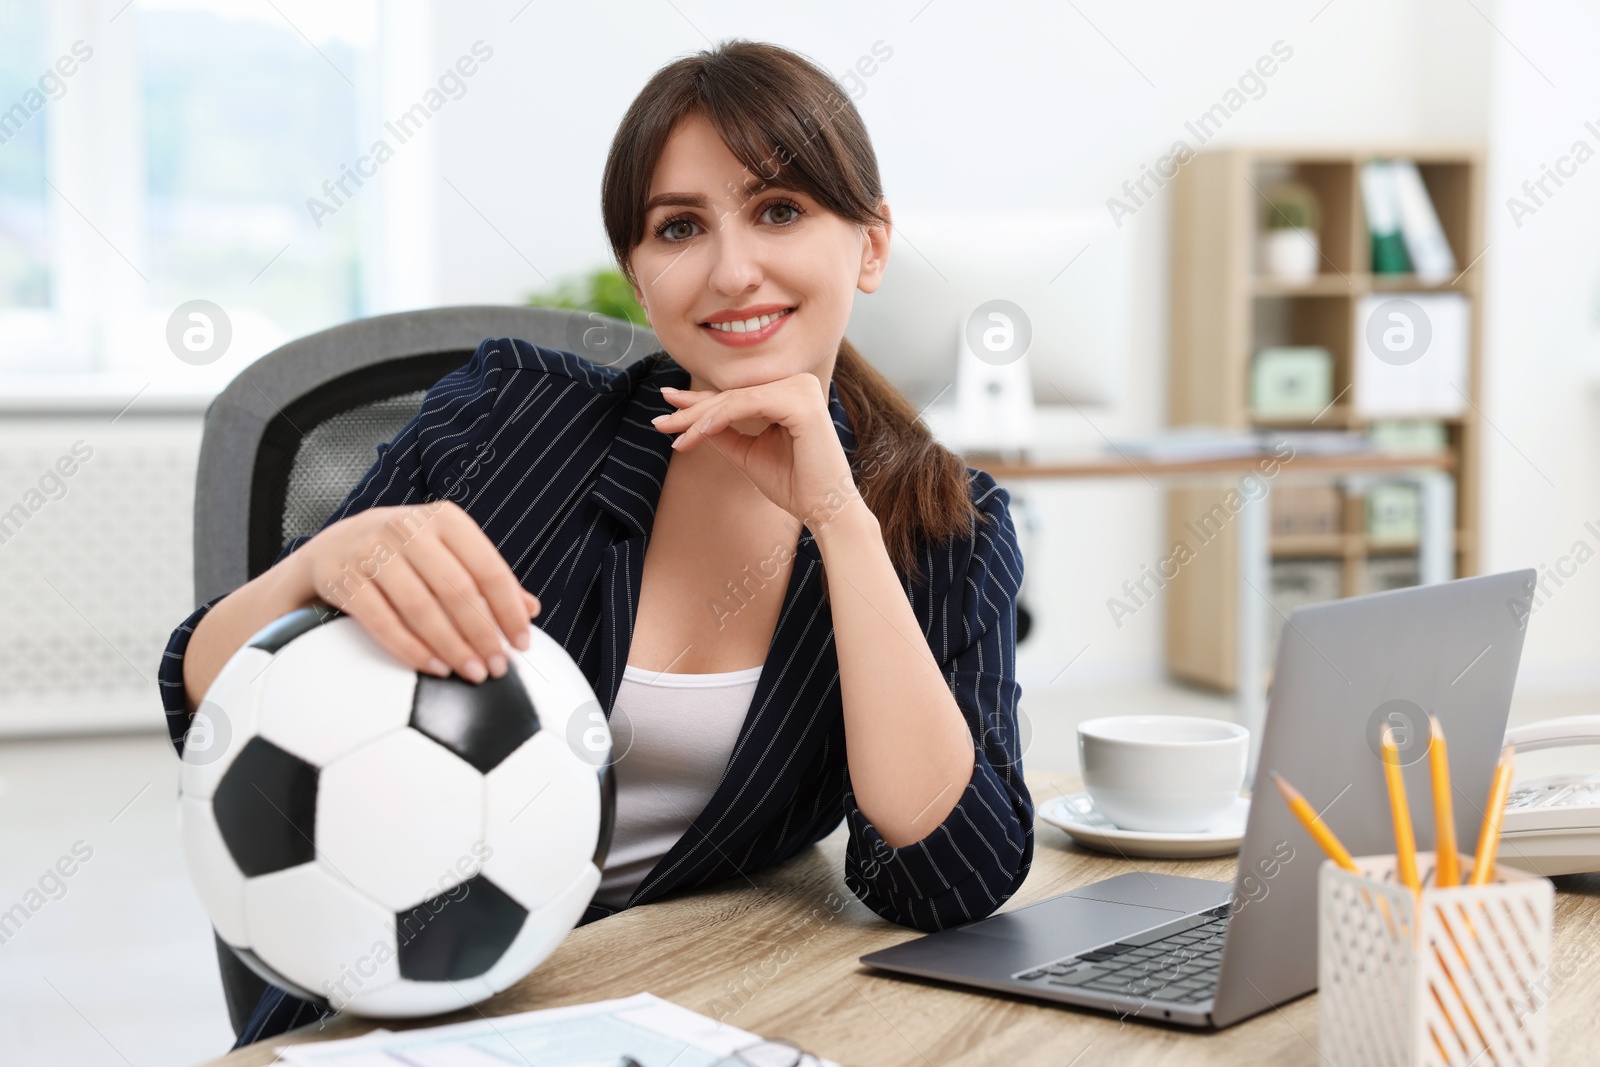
177, 605, 614, 1017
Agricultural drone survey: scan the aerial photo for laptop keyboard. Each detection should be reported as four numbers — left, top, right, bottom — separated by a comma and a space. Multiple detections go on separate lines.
1012, 904, 1233, 1004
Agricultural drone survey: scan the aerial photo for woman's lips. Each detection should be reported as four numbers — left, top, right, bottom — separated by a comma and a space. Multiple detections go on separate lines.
699, 307, 795, 347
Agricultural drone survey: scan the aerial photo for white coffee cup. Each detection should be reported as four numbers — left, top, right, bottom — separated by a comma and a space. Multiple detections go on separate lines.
1077, 715, 1249, 833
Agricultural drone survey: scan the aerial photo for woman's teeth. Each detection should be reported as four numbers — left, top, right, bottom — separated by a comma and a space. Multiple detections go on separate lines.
705, 308, 793, 333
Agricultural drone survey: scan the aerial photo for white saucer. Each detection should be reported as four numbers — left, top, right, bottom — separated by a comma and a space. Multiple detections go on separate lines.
1037, 792, 1251, 859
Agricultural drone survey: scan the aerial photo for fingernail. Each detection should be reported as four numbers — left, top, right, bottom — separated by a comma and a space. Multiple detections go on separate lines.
426, 657, 450, 678
488, 654, 508, 678
651, 414, 668, 424
661, 386, 678, 393
671, 436, 684, 450
464, 660, 487, 683
514, 629, 531, 651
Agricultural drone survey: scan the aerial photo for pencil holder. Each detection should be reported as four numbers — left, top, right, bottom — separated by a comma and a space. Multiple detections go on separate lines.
1318, 852, 1554, 1067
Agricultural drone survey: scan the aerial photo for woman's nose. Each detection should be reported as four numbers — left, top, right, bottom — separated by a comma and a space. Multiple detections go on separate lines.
706, 222, 764, 294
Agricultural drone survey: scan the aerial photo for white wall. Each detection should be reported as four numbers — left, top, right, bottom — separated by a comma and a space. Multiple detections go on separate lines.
392, 0, 1589, 691
1480, 1, 1600, 689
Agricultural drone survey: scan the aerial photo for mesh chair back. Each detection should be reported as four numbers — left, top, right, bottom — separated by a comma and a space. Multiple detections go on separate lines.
279, 387, 430, 549
192, 305, 659, 605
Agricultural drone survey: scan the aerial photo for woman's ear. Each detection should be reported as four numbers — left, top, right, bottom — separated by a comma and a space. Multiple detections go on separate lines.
857, 197, 892, 295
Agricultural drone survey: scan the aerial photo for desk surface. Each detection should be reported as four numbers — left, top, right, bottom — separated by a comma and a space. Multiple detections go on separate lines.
205, 767, 1600, 1066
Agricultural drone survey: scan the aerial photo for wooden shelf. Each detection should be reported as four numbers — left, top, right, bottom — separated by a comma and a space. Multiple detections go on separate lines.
1250, 272, 1475, 297
1268, 534, 1436, 559
1366, 537, 1422, 554
1252, 275, 1360, 297
1270, 533, 1350, 557
1165, 143, 1485, 692
1369, 272, 1474, 292
1248, 405, 1353, 427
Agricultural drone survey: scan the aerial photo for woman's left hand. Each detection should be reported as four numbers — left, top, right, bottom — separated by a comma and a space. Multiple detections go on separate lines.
651, 373, 858, 526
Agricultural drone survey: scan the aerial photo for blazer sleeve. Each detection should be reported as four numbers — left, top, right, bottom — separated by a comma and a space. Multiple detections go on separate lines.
158, 338, 510, 757
840, 471, 1034, 931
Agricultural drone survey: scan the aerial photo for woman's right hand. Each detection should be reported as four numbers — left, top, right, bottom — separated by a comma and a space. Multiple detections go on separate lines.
295, 500, 539, 684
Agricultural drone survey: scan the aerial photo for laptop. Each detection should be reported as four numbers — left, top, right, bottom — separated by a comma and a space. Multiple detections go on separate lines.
859, 569, 1537, 1028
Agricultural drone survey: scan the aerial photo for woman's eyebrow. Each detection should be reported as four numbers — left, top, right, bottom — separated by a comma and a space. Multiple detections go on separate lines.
644, 192, 709, 213
644, 184, 804, 214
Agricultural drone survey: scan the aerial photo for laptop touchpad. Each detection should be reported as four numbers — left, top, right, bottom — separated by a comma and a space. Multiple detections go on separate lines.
954, 896, 1183, 950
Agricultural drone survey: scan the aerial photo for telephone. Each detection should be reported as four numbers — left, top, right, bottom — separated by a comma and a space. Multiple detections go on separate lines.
1499, 715, 1600, 876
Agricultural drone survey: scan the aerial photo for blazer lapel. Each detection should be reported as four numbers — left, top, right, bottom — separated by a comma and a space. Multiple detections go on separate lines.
586, 354, 688, 713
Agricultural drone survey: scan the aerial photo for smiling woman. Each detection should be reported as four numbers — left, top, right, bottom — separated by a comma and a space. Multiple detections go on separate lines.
163, 37, 1032, 1051
597, 32, 1031, 942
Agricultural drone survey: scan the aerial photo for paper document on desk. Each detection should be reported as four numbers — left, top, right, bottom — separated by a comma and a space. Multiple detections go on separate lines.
273, 992, 842, 1067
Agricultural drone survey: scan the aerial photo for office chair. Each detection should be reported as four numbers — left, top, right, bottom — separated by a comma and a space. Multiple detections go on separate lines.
188, 304, 659, 1038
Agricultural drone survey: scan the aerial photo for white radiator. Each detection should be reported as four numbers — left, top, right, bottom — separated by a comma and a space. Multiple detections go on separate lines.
0, 397, 206, 736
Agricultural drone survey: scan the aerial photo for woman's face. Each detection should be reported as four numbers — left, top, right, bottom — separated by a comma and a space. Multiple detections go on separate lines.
629, 112, 891, 396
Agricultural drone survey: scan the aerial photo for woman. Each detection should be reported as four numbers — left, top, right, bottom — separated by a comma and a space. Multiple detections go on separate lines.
160, 38, 1032, 1047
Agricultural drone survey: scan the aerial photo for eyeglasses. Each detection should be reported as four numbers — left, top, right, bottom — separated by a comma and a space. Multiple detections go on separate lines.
708, 1038, 823, 1067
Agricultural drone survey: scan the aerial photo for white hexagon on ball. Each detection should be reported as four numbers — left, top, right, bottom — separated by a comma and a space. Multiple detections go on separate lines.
318, 728, 486, 912
243, 862, 399, 1011
484, 731, 600, 912
507, 626, 611, 754
257, 618, 417, 767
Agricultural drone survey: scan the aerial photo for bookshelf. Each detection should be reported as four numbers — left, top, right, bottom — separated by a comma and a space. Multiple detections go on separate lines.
1164, 144, 1485, 692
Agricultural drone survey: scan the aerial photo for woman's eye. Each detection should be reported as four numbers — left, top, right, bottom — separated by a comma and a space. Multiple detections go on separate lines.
765, 200, 803, 225
656, 218, 697, 241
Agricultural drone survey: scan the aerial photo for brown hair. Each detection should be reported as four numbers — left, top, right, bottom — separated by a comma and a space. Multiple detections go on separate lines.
600, 39, 985, 581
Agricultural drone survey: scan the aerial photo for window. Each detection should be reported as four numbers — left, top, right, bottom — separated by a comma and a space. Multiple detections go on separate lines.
140, 0, 371, 344
0, 0, 390, 382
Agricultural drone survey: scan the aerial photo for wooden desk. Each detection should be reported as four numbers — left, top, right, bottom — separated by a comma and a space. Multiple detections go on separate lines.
205, 766, 1600, 1066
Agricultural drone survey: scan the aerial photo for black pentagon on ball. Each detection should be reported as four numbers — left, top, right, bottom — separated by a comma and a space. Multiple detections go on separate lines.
247, 603, 343, 653
213, 737, 319, 877
396, 874, 528, 981
410, 669, 541, 773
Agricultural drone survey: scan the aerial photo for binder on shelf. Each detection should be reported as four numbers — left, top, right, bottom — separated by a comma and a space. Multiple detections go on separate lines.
1390, 159, 1457, 283
1359, 160, 1412, 275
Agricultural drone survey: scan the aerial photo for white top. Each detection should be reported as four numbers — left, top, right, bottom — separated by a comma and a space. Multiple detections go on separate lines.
590, 661, 763, 909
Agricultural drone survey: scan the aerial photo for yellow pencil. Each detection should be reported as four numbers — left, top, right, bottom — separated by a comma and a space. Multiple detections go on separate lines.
1468, 747, 1515, 886
1382, 725, 1421, 893
1270, 771, 1359, 872
1428, 716, 1460, 887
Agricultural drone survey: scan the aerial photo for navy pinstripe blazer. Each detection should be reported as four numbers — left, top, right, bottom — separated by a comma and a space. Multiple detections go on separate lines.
160, 339, 1033, 936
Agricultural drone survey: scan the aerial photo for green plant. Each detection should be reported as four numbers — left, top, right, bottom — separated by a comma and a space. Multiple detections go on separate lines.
1261, 182, 1322, 232
524, 267, 647, 326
